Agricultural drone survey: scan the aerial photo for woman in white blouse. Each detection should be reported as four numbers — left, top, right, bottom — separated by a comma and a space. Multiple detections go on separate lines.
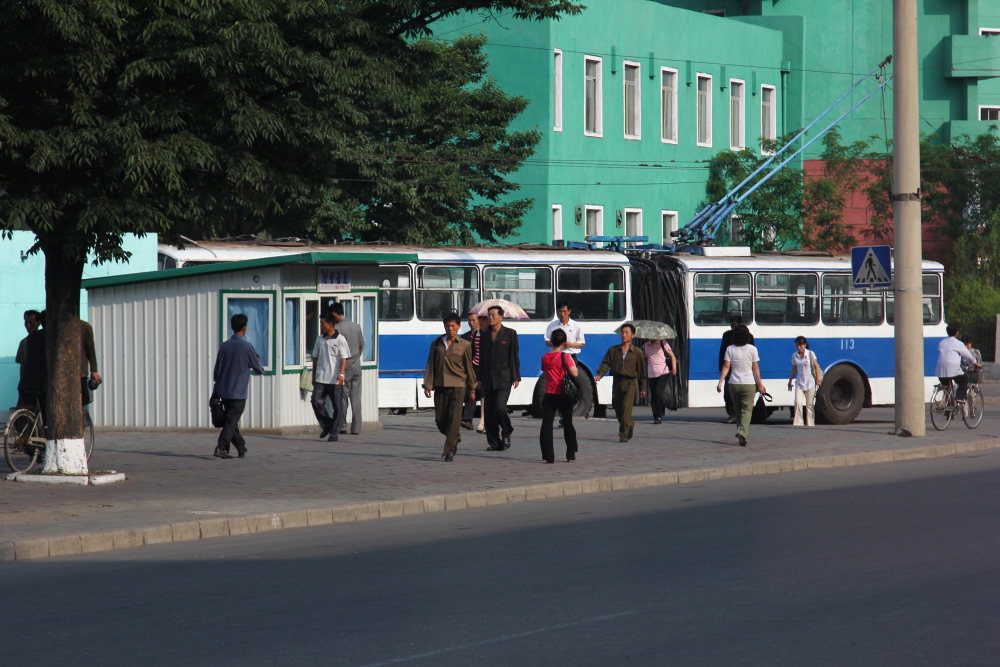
717, 325, 766, 446
787, 336, 822, 426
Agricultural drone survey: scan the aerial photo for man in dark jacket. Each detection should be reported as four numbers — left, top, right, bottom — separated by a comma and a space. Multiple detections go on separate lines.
17, 310, 46, 409
459, 312, 484, 430
423, 313, 477, 462
480, 306, 520, 451
212, 313, 264, 459
719, 315, 754, 423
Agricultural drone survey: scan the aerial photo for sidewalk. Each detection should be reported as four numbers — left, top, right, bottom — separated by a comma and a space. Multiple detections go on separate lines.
2, 406, 999, 560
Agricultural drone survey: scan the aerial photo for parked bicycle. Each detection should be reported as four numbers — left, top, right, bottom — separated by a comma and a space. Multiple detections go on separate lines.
4, 394, 94, 473
929, 372, 984, 431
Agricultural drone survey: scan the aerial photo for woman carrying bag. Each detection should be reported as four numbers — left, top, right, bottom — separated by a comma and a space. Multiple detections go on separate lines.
787, 335, 822, 426
539, 328, 580, 463
717, 325, 766, 447
643, 339, 677, 425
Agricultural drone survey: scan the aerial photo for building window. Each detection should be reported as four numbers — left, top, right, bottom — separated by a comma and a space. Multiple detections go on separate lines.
585, 56, 603, 137
554, 50, 563, 132
556, 267, 626, 321
755, 273, 819, 325
693, 273, 751, 325
624, 208, 642, 246
738, 3, 750, 15
552, 204, 563, 242
378, 266, 414, 321
730, 79, 745, 150
624, 62, 640, 139
981, 106, 1000, 121
703, 8, 726, 16
697, 74, 712, 147
730, 216, 745, 245
821, 274, 884, 325
485, 267, 554, 320
584, 205, 603, 239
416, 266, 479, 321
980, 28, 1000, 36
222, 291, 274, 372
362, 296, 376, 362
761, 85, 776, 152
661, 210, 678, 244
661, 68, 678, 144
284, 297, 300, 368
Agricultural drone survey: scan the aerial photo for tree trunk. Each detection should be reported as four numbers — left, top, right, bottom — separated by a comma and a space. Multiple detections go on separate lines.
42, 244, 87, 475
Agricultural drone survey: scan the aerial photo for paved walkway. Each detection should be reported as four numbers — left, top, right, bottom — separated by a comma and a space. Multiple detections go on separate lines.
3, 405, 999, 547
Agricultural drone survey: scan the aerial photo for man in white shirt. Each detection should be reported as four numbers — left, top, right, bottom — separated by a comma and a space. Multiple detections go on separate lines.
312, 312, 351, 442
936, 324, 980, 404
545, 301, 585, 355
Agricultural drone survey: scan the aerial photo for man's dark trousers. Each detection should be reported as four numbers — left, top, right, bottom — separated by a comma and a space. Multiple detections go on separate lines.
612, 377, 637, 439
312, 382, 344, 434
435, 387, 464, 456
484, 386, 512, 448
218, 399, 247, 453
462, 365, 481, 422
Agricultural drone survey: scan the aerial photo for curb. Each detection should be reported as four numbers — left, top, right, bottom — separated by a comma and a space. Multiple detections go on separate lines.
3, 438, 998, 563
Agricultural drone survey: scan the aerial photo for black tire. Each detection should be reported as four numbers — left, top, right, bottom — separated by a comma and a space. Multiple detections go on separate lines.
815, 364, 865, 425
929, 385, 952, 431
531, 363, 594, 419
4, 408, 42, 473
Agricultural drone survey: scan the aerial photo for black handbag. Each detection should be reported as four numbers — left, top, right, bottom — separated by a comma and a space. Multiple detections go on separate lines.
750, 392, 774, 424
209, 391, 226, 428
561, 353, 581, 401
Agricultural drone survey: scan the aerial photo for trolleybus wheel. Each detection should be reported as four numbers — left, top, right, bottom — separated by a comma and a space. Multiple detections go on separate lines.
816, 364, 865, 425
531, 363, 595, 419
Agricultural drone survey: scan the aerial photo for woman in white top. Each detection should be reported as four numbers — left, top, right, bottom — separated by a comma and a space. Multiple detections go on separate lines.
717, 325, 766, 447
787, 336, 822, 426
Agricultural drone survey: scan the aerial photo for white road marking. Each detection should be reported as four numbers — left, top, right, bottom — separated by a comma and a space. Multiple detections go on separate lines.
355, 611, 635, 667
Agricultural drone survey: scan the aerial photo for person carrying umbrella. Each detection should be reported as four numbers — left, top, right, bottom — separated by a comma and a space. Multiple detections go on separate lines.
595, 323, 647, 442
643, 333, 677, 425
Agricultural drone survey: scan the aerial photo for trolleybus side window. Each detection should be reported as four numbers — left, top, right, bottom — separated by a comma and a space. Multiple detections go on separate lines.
378, 265, 414, 321
556, 267, 625, 320
886, 273, 941, 325
693, 273, 750, 325
484, 267, 554, 320
754, 273, 819, 325
821, 274, 884, 325
416, 266, 479, 321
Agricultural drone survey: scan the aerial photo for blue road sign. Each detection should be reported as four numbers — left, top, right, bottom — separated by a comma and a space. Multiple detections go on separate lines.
851, 245, 892, 289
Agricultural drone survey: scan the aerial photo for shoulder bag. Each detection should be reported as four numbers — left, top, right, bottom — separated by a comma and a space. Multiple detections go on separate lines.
810, 350, 823, 384
209, 390, 226, 428
561, 353, 582, 401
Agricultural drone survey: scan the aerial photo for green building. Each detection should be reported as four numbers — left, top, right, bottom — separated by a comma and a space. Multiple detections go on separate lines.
439, 0, 1000, 246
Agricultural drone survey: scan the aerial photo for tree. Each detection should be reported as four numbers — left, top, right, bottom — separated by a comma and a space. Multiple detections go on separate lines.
0, 0, 581, 472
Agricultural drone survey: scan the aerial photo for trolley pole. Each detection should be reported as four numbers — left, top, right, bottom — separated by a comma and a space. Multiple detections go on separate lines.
892, 0, 926, 436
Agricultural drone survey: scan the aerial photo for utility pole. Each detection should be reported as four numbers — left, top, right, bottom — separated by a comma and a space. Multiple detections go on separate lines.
892, 0, 925, 436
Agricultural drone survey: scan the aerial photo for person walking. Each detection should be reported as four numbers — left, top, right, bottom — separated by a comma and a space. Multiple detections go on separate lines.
539, 329, 580, 463
481, 305, 521, 451
311, 311, 350, 442
717, 324, 765, 447
212, 313, 265, 459
330, 303, 364, 435
423, 313, 477, 462
787, 336, 821, 426
719, 315, 753, 423
595, 323, 647, 442
643, 338, 677, 425
460, 311, 483, 431
936, 324, 980, 406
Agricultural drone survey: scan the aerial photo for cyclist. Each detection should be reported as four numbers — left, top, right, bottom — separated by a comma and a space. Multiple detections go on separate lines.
935, 324, 980, 406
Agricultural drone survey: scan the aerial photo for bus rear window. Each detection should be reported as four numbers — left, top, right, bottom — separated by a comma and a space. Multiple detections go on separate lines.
378, 266, 414, 321
887, 273, 941, 325
755, 273, 819, 325
693, 273, 751, 326
556, 267, 625, 320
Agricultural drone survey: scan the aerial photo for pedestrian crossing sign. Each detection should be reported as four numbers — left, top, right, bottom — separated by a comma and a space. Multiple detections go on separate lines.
851, 245, 892, 289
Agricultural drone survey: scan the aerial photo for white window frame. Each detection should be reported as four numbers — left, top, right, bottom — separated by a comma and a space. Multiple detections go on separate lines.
729, 78, 745, 150
979, 28, 1000, 36
696, 73, 713, 148
660, 67, 678, 144
760, 84, 777, 154
661, 210, 678, 244
584, 55, 603, 137
623, 60, 641, 140
584, 205, 604, 240
221, 290, 275, 374
980, 105, 1000, 121
283, 295, 304, 371
624, 208, 643, 246
554, 49, 563, 132
552, 204, 563, 242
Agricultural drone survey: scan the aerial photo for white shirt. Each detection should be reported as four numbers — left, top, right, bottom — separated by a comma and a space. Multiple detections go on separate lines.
544, 318, 585, 354
936, 336, 977, 378
791, 350, 817, 391
312, 333, 351, 384
725, 344, 759, 385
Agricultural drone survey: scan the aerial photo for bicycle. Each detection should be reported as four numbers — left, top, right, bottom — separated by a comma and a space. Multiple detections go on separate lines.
4, 396, 94, 473
929, 372, 984, 431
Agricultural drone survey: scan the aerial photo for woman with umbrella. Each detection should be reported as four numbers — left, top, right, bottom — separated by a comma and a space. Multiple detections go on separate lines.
635, 322, 678, 425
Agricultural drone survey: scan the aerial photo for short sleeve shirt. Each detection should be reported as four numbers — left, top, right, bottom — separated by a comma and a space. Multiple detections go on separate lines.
644, 341, 672, 378
724, 344, 759, 385
791, 351, 816, 391
312, 333, 351, 384
544, 319, 585, 354
541, 351, 576, 394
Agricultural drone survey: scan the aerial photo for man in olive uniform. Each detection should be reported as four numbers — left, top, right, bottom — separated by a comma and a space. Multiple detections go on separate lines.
596, 322, 647, 442
423, 312, 477, 462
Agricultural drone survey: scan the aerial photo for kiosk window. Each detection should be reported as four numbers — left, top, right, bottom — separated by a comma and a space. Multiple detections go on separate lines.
755, 273, 819, 325
693, 273, 751, 325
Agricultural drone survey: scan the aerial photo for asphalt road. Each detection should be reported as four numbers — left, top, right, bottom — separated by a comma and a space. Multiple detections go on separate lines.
7, 451, 1000, 666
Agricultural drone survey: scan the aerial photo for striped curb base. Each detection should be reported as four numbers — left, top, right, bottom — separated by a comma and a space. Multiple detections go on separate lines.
3, 438, 997, 563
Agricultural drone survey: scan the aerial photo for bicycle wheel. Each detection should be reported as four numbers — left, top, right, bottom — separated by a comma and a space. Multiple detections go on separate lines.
963, 386, 985, 429
83, 410, 95, 461
929, 386, 952, 431
4, 408, 42, 473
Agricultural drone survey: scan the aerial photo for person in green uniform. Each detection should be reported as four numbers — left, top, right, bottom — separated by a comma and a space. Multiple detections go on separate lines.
595, 323, 647, 442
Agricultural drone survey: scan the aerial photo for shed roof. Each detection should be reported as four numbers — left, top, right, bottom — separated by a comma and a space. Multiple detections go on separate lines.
81, 251, 417, 290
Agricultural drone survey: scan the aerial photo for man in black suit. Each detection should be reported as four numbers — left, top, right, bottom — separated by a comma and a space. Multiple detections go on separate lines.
459, 312, 485, 430
719, 314, 754, 423
480, 305, 520, 451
